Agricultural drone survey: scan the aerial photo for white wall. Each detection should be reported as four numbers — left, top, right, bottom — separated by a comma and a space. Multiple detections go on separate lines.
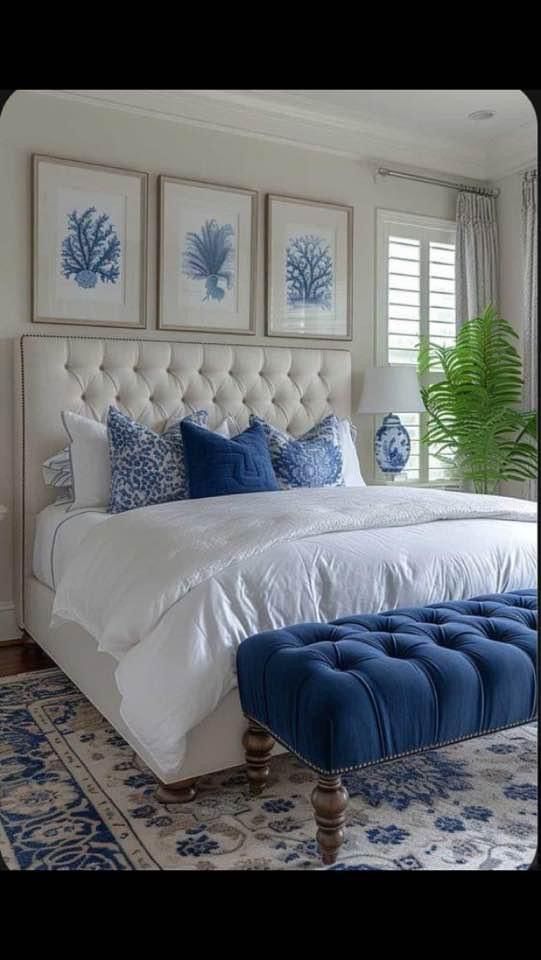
0, 91, 459, 635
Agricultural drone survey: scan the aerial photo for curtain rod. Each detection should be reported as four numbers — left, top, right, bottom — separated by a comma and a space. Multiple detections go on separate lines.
377, 167, 499, 198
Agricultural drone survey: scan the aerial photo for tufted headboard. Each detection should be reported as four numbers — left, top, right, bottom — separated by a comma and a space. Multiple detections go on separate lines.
14, 333, 351, 626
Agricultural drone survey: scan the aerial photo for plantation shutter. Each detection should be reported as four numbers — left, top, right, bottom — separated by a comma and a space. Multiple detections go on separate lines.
377, 211, 456, 484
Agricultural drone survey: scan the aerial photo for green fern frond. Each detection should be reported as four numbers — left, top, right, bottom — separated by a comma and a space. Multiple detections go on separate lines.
418, 305, 537, 494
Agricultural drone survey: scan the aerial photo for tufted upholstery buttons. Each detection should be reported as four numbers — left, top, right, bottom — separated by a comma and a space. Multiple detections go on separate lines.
237, 590, 538, 777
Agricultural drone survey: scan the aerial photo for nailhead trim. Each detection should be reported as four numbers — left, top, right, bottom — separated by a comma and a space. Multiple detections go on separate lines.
244, 713, 538, 777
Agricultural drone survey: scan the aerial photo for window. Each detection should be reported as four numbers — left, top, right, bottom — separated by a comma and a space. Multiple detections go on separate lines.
376, 209, 457, 483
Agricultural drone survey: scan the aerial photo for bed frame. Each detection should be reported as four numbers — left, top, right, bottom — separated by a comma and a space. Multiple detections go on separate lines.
14, 333, 351, 793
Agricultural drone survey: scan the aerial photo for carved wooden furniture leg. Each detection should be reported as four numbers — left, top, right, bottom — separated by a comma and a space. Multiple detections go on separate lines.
242, 720, 274, 796
311, 775, 349, 865
155, 777, 198, 803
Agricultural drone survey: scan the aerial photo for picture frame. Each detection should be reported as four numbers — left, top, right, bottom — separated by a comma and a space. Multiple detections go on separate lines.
159, 176, 257, 335
266, 193, 353, 340
33, 154, 148, 328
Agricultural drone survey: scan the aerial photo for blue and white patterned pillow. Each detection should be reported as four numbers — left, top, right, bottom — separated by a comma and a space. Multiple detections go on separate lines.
108, 406, 208, 514
250, 414, 345, 489
42, 446, 73, 490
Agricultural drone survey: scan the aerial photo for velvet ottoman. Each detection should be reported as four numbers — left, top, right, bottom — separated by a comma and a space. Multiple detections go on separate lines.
237, 590, 537, 864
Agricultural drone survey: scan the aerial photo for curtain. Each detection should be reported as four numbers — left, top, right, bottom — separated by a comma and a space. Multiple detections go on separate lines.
522, 169, 537, 501
455, 192, 499, 326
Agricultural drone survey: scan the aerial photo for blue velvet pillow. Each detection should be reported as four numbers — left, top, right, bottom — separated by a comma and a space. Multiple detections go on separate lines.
180, 420, 279, 499
107, 406, 208, 513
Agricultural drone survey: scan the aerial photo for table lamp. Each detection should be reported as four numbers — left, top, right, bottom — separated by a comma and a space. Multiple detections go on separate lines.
357, 366, 425, 477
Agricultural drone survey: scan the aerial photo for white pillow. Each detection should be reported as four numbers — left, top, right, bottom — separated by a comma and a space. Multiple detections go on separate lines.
338, 418, 366, 487
61, 411, 110, 510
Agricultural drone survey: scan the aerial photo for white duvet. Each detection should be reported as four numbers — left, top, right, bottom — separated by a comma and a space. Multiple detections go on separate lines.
51, 486, 537, 776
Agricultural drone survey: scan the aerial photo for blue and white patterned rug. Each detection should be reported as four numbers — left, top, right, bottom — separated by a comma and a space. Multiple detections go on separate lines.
0, 668, 537, 870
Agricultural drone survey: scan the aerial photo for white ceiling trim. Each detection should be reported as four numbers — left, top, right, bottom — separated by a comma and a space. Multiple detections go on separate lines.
25, 90, 535, 181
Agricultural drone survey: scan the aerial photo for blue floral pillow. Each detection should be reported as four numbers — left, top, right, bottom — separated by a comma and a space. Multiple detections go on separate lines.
250, 414, 344, 489
107, 406, 208, 514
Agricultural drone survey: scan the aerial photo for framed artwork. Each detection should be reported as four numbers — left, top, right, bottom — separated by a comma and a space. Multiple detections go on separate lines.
159, 176, 257, 334
33, 155, 148, 328
266, 193, 353, 340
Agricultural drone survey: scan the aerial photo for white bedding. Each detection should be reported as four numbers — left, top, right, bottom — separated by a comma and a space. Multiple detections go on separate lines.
51, 486, 536, 777
33, 504, 109, 590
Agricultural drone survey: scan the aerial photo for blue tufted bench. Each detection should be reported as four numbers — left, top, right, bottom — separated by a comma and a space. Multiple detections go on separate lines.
237, 590, 537, 864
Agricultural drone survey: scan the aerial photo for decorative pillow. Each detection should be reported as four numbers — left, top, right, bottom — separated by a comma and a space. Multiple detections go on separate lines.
61, 411, 111, 510
180, 420, 279, 499
42, 446, 73, 491
250, 414, 345, 489
108, 406, 208, 514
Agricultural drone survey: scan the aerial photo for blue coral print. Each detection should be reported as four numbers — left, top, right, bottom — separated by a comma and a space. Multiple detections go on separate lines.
61, 207, 121, 289
286, 234, 333, 311
182, 219, 235, 303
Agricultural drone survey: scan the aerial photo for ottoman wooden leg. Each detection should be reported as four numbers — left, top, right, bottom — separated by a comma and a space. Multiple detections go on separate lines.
311, 775, 349, 865
242, 720, 274, 796
155, 776, 198, 803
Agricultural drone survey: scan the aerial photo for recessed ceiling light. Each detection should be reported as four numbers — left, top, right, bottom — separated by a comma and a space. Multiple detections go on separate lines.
468, 110, 495, 121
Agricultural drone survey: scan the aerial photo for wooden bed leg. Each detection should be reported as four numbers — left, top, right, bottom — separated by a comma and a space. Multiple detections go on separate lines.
242, 720, 274, 796
155, 777, 198, 804
311, 775, 349, 866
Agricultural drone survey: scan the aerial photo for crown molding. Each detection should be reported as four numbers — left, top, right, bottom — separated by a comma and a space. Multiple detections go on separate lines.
24, 89, 492, 181
21, 90, 535, 181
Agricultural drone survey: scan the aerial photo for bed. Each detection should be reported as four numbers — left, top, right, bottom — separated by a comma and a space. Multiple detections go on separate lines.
14, 334, 537, 792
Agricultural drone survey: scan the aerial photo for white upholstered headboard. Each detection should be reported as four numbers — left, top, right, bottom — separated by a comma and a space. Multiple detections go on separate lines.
14, 333, 351, 627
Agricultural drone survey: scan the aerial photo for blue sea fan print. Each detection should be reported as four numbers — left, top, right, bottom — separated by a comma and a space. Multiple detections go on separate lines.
286, 234, 333, 310
61, 207, 121, 289
182, 219, 235, 302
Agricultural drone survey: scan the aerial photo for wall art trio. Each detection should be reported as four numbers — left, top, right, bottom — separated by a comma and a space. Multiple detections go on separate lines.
32, 155, 352, 340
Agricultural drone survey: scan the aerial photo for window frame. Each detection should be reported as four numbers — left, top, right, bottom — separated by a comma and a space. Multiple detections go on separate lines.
375, 208, 457, 487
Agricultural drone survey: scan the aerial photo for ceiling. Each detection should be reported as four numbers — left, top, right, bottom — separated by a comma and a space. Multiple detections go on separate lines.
35, 89, 537, 181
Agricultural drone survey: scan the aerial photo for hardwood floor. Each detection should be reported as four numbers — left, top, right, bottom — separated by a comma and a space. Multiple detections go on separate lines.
0, 636, 54, 677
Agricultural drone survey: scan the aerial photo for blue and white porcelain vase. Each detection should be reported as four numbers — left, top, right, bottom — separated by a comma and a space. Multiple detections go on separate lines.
375, 413, 411, 475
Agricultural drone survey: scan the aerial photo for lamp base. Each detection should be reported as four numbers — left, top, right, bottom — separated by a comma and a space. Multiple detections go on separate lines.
375, 413, 411, 476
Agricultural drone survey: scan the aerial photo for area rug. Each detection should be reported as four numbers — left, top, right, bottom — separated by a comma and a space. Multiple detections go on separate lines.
0, 668, 537, 870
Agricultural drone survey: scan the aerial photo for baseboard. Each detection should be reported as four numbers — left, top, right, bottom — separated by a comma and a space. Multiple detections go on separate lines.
0, 602, 22, 644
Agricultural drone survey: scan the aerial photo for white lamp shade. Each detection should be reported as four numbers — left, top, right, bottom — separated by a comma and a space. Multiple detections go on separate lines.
357, 366, 425, 414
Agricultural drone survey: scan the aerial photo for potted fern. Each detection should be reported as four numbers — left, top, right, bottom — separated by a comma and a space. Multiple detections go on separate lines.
418, 305, 537, 494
